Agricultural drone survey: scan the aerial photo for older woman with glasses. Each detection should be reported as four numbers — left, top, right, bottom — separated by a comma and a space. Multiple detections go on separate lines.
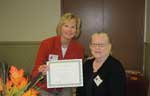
76, 32, 126, 96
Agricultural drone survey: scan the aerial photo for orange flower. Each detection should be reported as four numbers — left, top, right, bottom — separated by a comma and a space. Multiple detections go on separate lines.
0, 65, 41, 96
9, 66, 24, 85
17, 77, 28, 89
6, 80, 13, 90
0, 78, 3, 91
22, 88, 39, 96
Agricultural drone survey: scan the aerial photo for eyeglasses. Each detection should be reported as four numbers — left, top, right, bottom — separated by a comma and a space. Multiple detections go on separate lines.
90, 43, 109, 47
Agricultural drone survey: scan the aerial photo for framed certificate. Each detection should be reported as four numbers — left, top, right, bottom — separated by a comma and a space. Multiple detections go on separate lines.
46, 59, 83, 88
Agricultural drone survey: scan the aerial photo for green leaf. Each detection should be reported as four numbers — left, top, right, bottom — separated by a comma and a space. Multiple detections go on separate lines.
0, 61, 9, 84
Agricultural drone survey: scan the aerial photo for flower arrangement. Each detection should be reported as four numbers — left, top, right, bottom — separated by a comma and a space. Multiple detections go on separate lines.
0, 62, 44, 96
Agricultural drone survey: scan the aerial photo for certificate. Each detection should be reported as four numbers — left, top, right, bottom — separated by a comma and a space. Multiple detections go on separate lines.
46, 59, 83, 88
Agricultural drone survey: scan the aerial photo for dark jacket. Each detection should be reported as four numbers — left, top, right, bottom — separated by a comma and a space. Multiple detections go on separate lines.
76, 55, 126, 96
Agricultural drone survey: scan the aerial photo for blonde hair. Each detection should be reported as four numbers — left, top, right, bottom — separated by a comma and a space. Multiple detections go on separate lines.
56, 13, 81, 39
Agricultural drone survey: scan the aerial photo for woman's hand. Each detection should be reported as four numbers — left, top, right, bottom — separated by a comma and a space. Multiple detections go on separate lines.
38, 64, 48, 75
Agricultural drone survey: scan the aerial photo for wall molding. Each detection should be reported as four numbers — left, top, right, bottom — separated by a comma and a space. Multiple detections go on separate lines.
0, 41, 40, 45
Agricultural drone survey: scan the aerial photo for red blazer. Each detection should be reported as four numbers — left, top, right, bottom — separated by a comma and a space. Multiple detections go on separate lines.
32, 35, 84, 92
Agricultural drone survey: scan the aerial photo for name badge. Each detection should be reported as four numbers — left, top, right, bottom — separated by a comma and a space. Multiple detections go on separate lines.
48, 54, 58, 61
93, 75, 103, 86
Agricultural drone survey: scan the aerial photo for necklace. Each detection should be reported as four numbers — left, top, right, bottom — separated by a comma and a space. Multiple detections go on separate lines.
62, 44, 68, 48
93, 60, 103, 72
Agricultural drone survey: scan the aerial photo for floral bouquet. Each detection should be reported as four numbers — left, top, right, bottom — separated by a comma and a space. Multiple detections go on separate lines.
0, 62, 44, 96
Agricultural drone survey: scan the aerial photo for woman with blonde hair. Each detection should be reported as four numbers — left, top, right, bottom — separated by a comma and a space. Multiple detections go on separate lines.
32, 13, 84, 96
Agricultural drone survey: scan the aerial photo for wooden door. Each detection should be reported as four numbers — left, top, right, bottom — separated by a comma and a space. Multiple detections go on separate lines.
62, 0, 104, 56
61, 0, 145, 72
104, 0, 145, 71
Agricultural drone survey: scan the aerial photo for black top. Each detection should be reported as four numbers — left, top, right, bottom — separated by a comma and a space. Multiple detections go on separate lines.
77, 55, 126, 96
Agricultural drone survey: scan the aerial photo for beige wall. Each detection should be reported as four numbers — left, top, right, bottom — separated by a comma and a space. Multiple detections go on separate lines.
0, 0, 60, 73
144, 43, 150, 79
0, 42, 39, 74
0, 0, 60, 41
144, 0, 150, 79
145, 0, 150, 42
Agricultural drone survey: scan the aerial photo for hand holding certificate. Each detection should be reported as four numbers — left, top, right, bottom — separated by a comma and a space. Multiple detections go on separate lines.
46, 59, 83, 88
